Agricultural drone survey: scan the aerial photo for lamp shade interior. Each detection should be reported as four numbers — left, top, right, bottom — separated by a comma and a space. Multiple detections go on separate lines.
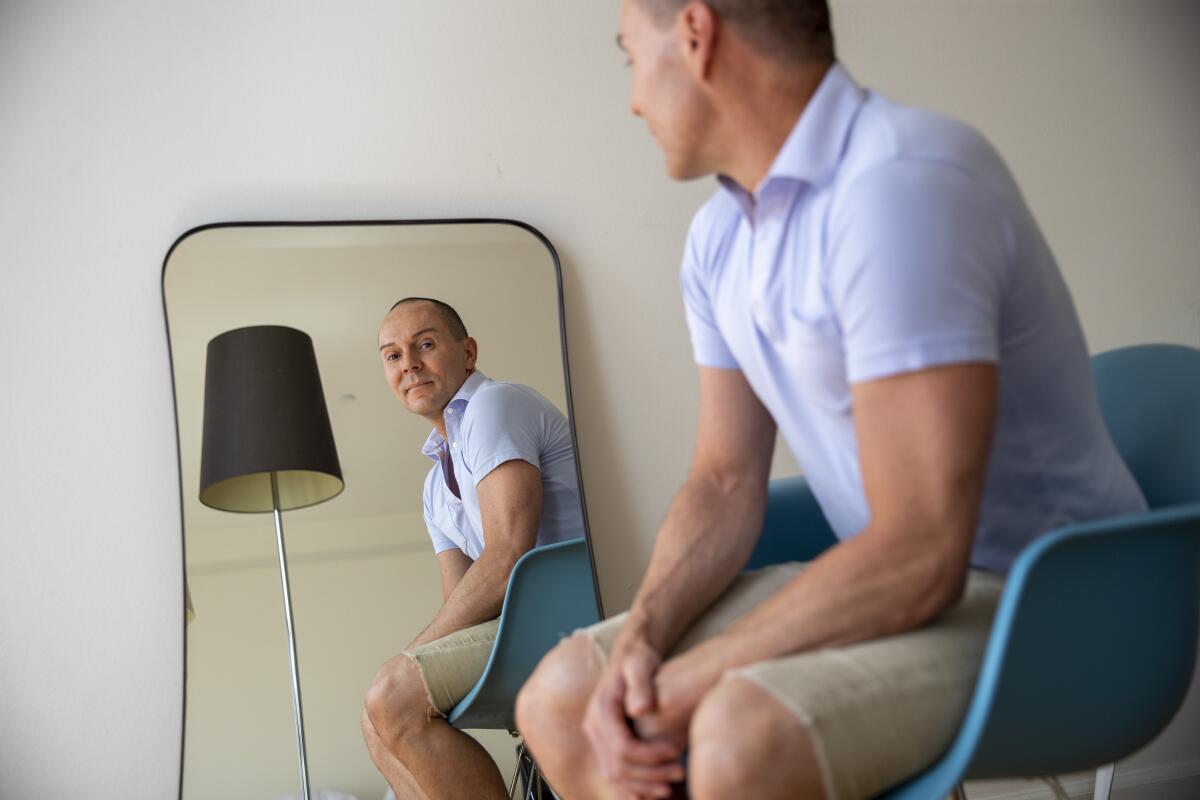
199, 469, 344, 514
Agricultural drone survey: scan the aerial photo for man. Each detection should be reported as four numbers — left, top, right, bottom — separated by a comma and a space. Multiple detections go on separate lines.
516, 2, 1146, 798
362, 297, 584, 799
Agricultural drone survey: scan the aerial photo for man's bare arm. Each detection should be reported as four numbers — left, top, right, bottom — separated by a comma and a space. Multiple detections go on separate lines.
617, 366, 777, 656
648, 362, 998, 718
581, 367, 776, 787
435, 549, 473, 603
409, 459, 542, 648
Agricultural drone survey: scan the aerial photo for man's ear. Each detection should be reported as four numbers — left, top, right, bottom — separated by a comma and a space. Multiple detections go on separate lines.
678, 0, 717, 81
463, 336, 479, 370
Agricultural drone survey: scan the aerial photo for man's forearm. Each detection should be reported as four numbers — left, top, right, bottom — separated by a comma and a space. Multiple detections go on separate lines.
621, 472, 768, 654
409, 545, 522, 648
687, 525, 971, 674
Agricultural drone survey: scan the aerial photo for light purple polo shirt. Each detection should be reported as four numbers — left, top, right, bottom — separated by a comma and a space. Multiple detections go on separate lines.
681, 63, 1145, 571
421, 370, 584, 560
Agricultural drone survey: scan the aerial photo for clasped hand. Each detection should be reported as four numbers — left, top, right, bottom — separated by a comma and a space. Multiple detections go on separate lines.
582, 635, 720, 799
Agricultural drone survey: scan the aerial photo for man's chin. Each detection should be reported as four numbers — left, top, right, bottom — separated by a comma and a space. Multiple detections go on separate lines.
665, 155, 712, 182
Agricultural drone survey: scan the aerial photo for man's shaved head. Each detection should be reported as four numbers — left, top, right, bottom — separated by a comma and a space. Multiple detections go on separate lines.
636, 0, 834, 65
387, 297, 469, 340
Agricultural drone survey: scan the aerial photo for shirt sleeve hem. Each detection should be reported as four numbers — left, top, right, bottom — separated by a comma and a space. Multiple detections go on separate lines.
471, 449, 540, 486
694, 349, 740, 369
847, 335, 998, 384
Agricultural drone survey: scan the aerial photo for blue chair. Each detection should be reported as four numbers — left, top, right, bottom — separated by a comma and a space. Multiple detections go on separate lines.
448, 537, 601, 731
447, 537, 601, 797
749, 344, 1200, 799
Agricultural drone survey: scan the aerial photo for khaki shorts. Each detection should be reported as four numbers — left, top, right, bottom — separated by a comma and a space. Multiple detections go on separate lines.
583, 563, 1004, 800
403, 618, 500, 715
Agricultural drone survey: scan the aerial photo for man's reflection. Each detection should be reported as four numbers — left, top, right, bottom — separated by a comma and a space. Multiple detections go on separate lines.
361, 297, 583, 799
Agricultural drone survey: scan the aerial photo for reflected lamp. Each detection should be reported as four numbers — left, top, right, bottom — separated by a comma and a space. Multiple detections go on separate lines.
198, 325, 343, 800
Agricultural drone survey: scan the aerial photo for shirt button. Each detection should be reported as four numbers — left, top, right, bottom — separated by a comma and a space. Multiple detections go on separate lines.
446, 408, 454, 415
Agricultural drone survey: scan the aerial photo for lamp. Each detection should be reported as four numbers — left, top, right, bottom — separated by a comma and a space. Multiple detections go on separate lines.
199, 325, 343, 800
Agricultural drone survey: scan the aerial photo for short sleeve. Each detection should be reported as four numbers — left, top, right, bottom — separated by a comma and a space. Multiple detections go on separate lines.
827, 160, 1010, 384
460, 384, 544, 486
680, 210, 739, 369
422, 467, 461, 555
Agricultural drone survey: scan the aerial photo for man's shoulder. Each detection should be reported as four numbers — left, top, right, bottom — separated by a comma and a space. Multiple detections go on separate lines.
467, 380, 561, 423
837, 92, 1007, 196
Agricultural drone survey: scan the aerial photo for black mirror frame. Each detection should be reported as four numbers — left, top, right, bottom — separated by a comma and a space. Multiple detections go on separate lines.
160, 218, 603, 800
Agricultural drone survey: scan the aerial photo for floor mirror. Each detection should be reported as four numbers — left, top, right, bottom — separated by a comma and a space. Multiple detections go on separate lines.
163, 220, 598, 799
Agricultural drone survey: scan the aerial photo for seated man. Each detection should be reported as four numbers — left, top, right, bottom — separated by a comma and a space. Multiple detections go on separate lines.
516, 2, 1147, 799
362, 297, 584, 799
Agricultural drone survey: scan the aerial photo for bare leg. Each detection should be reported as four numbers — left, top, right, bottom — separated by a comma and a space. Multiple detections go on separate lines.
516, 633, 629, 800
361, 707, 430, 800
688, 676, 825, 800
365, 654, 508, 800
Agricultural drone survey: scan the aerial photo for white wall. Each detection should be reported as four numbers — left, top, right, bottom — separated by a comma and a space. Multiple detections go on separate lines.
1, 1, 1197, 797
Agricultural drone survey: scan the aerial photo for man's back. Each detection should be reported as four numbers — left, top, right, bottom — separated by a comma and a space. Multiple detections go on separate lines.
682, 64, 1145, 570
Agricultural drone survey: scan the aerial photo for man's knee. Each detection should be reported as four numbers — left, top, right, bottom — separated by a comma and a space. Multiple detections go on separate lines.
364, 655, 436, 746
516, 632, 601, 741
688, 677, 825, 800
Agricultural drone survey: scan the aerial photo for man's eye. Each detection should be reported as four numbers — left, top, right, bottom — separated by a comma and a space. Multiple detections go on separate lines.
419, 341, 434, 350
385, 352, 399, 362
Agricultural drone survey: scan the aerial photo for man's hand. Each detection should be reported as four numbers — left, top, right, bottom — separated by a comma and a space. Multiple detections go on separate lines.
632, 636, 729, 747
583, 636, 685, 799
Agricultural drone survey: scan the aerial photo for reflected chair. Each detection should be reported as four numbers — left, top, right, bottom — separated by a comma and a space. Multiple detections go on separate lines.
448, 537, 601, 796
747, 343, 1200, 800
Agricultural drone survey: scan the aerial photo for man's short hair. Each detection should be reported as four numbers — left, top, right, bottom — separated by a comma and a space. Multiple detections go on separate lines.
388, 297, 469, 340
638, 0, 834, 65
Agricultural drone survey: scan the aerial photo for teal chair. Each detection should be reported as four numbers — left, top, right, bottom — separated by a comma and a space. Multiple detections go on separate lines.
749, 344, 1200, 799
448, 537, 601, 795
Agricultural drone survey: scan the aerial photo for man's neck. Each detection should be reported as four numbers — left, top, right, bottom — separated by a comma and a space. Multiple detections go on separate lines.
428, 369, 476, 440
715, 61, 831, 193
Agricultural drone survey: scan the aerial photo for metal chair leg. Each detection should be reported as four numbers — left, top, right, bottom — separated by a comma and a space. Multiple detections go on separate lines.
507, 740, 524, 799
1042, 776, 1070, 799
1094, 764, 1116, 800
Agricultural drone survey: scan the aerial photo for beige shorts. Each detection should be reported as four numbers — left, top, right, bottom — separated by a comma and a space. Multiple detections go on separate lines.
403, 618, 500, 715
584, 563, 1004, 800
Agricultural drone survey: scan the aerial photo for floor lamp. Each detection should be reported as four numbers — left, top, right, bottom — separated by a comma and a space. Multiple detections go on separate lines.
198, 325, 344, 800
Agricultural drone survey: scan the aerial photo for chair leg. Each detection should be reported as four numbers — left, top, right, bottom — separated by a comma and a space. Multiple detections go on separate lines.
507, 740, 524, 799
951, 784, 967, 800
1041, 776, 1070, 800
1093, 764, 1116, 800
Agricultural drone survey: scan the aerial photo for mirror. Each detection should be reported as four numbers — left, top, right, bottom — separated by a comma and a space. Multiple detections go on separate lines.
164, 221, 596, 799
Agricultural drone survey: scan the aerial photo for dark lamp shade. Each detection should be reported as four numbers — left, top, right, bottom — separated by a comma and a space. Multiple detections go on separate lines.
199, 325, 344, 513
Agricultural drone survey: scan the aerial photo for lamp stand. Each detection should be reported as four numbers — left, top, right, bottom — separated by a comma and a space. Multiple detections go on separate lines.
271, 471, 311, 800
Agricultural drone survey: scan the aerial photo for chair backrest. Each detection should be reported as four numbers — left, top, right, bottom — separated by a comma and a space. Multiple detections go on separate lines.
1092, 343, 1200, 507
447, 538, 600, 730
744, 475, 839, 569
897, 344, 1200, 789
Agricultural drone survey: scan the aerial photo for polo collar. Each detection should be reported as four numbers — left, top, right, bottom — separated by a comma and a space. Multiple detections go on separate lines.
420, 369, 489, 460
718, 62, 865, 204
